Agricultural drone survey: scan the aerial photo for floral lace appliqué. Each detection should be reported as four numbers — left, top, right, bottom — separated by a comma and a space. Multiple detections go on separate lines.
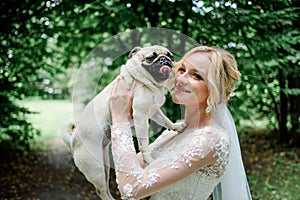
150, 127, 230, 200
111, 124, 230, 200
143, 170, 160, 189
123, 183, 134, 200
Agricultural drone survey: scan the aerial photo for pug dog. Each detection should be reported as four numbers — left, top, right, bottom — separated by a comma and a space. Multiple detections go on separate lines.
61, 45, 186, 200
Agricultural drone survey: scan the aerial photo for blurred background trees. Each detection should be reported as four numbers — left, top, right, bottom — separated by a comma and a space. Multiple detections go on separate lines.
1, 0, 299, 150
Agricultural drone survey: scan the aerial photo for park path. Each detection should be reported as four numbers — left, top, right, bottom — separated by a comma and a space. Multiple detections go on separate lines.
36, 137, 100, 200
0, 137, 100, 200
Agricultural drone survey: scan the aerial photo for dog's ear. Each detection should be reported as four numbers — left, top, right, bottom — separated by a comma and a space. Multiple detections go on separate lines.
128, 47, 141, 59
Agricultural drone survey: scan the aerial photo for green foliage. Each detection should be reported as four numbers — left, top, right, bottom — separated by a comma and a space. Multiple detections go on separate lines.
1, 1, 60, 149
234, 1, 300, 144
0, 95, 40, 150
1, 0, 300, 149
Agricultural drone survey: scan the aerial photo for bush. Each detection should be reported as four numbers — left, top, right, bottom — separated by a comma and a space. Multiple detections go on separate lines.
0, 95, 40, 150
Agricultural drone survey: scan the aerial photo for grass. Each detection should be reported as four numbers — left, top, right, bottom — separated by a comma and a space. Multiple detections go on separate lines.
247, 150, 300, 199
20, 98, 73, 149
240, 129, 300, 200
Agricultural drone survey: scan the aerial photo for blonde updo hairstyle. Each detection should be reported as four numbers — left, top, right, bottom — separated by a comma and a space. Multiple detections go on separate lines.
176, 46, 241, 113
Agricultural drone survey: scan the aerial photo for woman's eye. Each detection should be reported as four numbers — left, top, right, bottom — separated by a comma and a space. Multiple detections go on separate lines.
177, 68, 185, 74
193, 74, 203, 80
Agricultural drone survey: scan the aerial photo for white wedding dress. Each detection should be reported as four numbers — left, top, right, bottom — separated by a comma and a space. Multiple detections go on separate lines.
111, 124, 230, 200
150, 126, 229, 200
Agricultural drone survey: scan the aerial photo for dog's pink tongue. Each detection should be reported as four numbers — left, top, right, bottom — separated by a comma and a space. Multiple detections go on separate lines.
160, 65, 172, 74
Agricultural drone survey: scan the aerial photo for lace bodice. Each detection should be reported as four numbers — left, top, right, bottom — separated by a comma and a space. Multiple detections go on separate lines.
111, 123, 230, 200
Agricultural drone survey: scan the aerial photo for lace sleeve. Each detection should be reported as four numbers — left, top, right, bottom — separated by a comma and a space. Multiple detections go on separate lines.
111, 123, 228, 200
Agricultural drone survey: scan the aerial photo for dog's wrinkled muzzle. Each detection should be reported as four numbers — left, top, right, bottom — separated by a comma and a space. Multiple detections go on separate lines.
158, 57, 168, 65
156, 56, 173, 67
156, 56, 173, 74
157, 57, 173, 74
142, 55, 174, 82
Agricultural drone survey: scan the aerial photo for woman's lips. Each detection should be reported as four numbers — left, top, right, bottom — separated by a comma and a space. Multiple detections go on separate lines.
174, 86, 191, 94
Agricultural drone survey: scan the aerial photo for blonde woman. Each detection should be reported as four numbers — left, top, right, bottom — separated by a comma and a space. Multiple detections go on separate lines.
109, 46, 252, 200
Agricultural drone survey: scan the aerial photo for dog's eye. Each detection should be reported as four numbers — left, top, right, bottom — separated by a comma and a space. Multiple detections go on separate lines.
145, 52, 158, 63
167, 52, 174, 61
145, 56, 155, 62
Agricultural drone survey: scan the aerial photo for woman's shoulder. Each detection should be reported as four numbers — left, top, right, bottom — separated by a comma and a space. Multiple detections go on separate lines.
189, 125, 230, 161
191, 125, 230, 147
193, 124, 228, 136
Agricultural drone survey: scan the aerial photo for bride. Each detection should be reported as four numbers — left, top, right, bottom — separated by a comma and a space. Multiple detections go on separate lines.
109, 45, 252, 200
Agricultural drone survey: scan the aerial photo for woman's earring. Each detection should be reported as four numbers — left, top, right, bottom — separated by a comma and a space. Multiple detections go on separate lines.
205, 106, 211, 114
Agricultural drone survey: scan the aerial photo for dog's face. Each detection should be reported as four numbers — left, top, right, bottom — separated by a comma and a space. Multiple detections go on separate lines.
129, 45, 174, 83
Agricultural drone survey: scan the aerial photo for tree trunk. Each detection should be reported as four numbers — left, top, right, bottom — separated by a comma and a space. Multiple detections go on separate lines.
278, 68, 289, 144
288, 72, 300, 146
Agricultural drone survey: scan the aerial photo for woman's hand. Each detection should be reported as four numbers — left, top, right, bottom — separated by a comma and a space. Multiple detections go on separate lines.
110, 77, 135, 124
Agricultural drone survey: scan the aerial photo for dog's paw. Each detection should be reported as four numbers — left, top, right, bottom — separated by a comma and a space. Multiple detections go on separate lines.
142, 151, 154, 165
173, 121, 187, 133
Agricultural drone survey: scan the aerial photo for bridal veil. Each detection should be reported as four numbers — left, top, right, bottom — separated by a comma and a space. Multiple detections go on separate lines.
212, 103, 252, 200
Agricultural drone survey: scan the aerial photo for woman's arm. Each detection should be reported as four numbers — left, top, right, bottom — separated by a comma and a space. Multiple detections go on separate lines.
111, 122, 221, 199
109, 79, 226, 199
110, 77, 179, 166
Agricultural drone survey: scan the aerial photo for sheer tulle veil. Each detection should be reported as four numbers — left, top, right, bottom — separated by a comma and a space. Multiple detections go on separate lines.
212, 103, 252, 200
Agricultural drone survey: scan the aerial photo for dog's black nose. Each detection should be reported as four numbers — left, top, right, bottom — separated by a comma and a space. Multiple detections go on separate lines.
158, 57, 167, 65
